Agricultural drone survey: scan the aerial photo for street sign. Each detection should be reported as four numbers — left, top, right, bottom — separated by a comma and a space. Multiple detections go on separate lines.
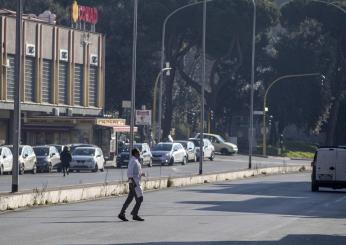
122, 100, 131, 108
135, 110, 151, 125
254, 110, 264, 115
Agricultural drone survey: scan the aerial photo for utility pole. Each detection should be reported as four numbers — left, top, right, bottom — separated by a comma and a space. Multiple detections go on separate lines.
199, 0, 207, 175
130, 0, 138, 152
12, 0, 23, 193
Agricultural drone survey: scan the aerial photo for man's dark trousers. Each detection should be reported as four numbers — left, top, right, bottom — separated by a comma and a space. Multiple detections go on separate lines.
120, 183, 143, 216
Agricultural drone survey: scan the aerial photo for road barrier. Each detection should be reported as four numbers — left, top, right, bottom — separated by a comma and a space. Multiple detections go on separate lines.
0, 165, 310, 211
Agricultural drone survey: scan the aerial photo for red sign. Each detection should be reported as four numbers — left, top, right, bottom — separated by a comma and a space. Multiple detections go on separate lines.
78, 5, 98, 25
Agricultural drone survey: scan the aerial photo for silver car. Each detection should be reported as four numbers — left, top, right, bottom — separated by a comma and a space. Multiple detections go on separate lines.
151, 142, 187, 166
70, 147, 105, 172
0, 146, 13, 175
33, 146, 61, 173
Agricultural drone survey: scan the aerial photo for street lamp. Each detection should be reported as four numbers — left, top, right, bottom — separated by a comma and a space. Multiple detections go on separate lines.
262, 73, 323, 156
12, 0, 23, 193
248, 0, 256, 169
158, 0, 212, 143
152, 64, 171, 142
129, 0, 138, 151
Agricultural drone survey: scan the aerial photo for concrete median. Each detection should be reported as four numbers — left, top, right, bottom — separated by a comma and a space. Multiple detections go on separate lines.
0, 165, 310, 212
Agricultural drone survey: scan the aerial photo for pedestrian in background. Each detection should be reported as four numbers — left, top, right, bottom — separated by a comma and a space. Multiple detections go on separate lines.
118, 148, 145, 221
60, 146, 72, 177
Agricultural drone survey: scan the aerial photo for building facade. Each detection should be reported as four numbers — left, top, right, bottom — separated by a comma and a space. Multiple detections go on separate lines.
0, 13, 106, 147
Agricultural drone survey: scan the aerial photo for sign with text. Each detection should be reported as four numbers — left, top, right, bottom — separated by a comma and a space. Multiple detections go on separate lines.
135, 110, 151, 126
71, 0, 98, 25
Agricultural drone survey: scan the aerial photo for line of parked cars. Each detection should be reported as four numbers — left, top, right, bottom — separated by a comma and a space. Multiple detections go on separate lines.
116, 133, 238, 168
0, 143, 106, 175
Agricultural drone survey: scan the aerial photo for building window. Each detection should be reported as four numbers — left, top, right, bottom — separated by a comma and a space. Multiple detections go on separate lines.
74, 64, 83, 106
25, 57, 36, 102
59, 62, 68, 104
6, 55, 15, 101
89, 66, 97, 107
42, 59, 52, 103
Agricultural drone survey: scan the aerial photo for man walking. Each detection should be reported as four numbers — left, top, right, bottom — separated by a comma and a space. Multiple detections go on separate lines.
60, 146, 72, 177
118, 148, 145, 221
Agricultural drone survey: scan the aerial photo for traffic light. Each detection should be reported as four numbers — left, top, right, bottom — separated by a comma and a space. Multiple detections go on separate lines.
210, 110, 214, 120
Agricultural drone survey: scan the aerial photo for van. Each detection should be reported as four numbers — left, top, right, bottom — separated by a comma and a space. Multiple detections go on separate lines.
195, 133, 238, 155
311, 147, 346, 191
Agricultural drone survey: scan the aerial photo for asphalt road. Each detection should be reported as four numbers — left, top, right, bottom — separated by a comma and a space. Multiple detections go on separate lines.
0, 154, 309, 193
0, 173, 345, 245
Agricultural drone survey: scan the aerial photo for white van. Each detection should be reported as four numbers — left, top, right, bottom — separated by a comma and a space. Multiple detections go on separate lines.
311, 147, 346, 191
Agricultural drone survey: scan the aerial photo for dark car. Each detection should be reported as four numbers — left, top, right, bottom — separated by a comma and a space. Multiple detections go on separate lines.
116, 143, 152, 168
33, 145, 61, 173
175, 140, 197, 162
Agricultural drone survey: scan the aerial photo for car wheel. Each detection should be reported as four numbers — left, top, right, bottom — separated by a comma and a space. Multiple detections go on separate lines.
221, 148, 229, 155
57, 167, 62, 173
92, 163, 99, 172
100, 162, 105, 172
19, 163, 25, 175
209, 152, 215, 161
32, 163, 37, 174
148, 158, 153, 167
182, 157, 187, 165
0, 165, 3, 175
169, 158, 174, 166
47, 163, 52, 173
311, 181, 319, 192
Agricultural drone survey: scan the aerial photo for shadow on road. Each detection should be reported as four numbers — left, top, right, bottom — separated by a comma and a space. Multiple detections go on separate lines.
178, 181, 346, 219
65, 234, 346, 245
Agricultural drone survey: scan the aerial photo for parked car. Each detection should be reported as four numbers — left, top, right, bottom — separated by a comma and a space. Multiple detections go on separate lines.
68, 143, 98, 152
151, 142, 187, 166
175, 140, 197, 162
195, 133, 238, 155
70, 147, 105, 172
189, 138, 215, 161
0, 146, 13, 175
33, 146, 61, 173
49, 144, 64, 153
7, 145, 37, 174
311, 146, 346, 192
117, 143, 152, 168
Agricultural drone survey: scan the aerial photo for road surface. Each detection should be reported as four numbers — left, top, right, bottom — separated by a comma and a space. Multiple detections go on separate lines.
0, 173, 345, 245
0, 154, 308, 193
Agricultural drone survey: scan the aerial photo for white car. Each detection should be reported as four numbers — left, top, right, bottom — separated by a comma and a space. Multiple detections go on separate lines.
70, 147, 105, 172
189, 138, 215, 161
7, 145, 37, 174
195, 133, 238, 155
0, 146, 13, 175
151, 142, 187, 166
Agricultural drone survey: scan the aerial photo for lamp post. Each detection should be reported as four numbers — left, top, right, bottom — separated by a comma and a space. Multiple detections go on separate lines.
12, 0, 23, 193
158, 0, 212, 143
262, 73, 323, 156
199, 0, 207, 175
248, 0, 256, 169
129, 0, 138, 151
152, 66, 172, 141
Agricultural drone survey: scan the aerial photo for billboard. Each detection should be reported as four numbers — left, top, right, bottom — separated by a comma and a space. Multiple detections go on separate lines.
135, 110, 151, 126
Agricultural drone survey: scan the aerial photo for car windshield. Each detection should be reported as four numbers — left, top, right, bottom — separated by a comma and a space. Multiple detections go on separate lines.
8, 147, 22, 155
190, 140, 201, 147
176, 142, 187, 148
72, 148, 95, 156
153, 144, 172, 151
216, 135, 225, 143
34, 148, 49, 156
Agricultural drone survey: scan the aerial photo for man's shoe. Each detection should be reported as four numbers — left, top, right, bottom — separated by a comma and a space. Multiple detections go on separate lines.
118, 214, 128, 222
133, 215, 144, 221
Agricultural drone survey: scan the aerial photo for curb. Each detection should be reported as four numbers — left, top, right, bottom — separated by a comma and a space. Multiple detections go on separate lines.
0, 165, 311, 212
